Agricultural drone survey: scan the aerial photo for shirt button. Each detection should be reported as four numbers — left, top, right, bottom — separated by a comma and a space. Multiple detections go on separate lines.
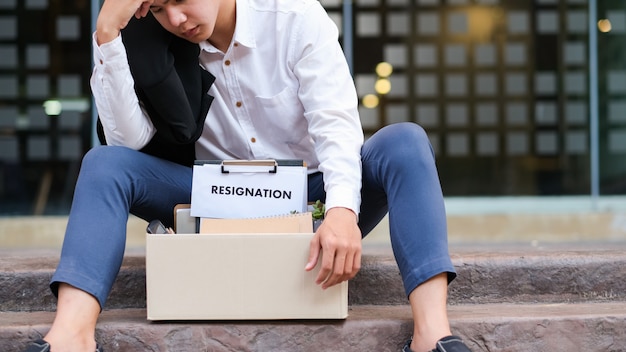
234, 43, 239, 47
251, 137, 256, 143
236, 101, 242, 107
225, 60, 231, 66
99, 59, 103, 64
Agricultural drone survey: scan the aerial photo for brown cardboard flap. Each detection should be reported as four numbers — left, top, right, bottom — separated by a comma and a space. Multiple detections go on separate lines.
199, 212, 313, 234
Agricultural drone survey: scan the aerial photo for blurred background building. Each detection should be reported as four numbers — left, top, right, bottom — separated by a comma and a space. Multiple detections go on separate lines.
0, 0, 625, 217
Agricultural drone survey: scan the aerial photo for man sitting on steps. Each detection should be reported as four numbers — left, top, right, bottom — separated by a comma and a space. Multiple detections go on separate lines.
23, 0, 473, 351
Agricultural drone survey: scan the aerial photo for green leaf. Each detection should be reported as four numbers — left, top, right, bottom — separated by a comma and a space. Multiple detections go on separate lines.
311, 200, 325, 220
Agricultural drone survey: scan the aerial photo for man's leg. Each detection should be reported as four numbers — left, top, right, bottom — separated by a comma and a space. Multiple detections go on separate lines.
359, 123, 459, 352
41, 146, 193, 352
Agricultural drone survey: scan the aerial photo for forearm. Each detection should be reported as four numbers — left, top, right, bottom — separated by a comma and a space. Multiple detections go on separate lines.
302, 65, 362, 215
91, 33, 155, 149
311, 117, 363, 216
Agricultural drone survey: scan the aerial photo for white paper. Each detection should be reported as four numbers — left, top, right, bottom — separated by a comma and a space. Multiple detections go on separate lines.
190, 162, 307, 219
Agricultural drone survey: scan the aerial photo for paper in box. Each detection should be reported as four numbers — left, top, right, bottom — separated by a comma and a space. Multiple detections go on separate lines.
199, 212, 313, 233
145, 212, 348, 320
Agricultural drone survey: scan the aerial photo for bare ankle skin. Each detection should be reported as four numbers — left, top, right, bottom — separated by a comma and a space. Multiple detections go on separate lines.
408, 273, 452, 352
43, 283, 100, 352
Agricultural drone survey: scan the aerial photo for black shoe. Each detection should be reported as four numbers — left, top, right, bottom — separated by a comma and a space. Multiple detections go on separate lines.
403, 335, 471, 352
402, 338, 412, 352
23, 339, 104, 352
23, 339, 50, 352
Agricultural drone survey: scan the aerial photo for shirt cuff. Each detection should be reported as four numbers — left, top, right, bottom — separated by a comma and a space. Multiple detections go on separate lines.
323, 184, 361, 218
92, 32, 128, 71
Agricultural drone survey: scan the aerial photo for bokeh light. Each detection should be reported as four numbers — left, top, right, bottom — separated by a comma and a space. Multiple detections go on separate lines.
362, 94, 379, 108
375, 62, 393, 78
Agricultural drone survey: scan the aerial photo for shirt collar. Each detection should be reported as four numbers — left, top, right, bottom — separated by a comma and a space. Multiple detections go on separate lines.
199, 0, 256, 53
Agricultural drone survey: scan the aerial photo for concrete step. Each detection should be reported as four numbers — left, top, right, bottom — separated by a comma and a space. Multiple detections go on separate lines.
2, 244, 626, 312
2, 302, 626, 352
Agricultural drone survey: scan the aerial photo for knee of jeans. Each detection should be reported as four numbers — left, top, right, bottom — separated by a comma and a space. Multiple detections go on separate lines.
379, 122, 434, 161
81, 146, 140, 183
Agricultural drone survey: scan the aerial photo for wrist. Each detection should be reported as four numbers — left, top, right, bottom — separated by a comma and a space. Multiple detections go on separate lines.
95, 24, 120, 45
325, 207, 357, 221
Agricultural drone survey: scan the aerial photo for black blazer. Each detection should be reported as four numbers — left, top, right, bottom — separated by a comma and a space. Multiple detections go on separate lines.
97, 12, 214, 167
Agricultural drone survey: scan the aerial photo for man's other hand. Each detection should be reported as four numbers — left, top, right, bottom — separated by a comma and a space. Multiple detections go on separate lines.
305, 207, 362, 289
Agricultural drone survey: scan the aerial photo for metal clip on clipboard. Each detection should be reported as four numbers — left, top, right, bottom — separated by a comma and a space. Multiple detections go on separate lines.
220, 159, 278, 174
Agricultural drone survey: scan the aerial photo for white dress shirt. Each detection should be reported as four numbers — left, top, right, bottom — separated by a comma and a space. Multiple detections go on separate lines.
91, 0, 364, 215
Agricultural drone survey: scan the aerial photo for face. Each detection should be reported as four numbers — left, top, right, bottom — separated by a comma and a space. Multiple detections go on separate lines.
149, 0, 220, 43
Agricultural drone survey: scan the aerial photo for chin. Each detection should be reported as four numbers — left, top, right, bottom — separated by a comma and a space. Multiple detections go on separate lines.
173, 33, 200, 44
183, 37, 203, 44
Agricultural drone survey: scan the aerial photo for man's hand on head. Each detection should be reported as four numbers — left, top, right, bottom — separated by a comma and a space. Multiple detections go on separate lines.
134, 1, 153, 19
305, 207, 362, 289
96, 0, 154, 45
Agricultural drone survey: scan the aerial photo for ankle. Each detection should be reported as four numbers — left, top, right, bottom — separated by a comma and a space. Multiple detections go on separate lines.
44, 329, 96, 352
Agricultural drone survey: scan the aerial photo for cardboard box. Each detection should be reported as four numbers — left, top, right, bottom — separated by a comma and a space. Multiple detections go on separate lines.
145, 230, 348, 320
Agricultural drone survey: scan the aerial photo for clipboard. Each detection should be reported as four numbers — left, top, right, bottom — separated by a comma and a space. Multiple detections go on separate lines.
190, 159, 308, 219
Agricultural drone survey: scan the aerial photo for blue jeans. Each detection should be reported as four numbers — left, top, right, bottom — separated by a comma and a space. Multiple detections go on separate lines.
51, 122, 455, 308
